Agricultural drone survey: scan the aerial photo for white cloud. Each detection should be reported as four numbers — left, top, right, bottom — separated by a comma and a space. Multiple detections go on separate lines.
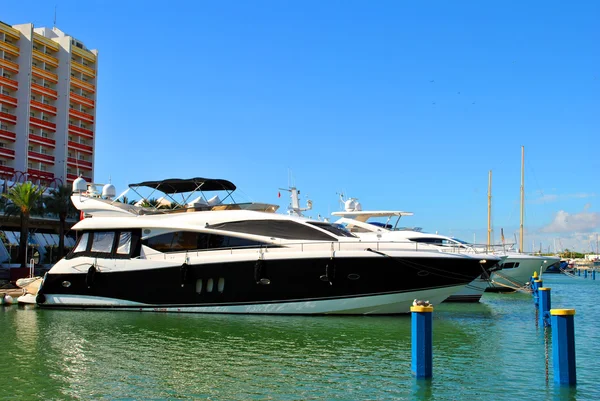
540, 210, 600, 233
530, 193, 596, 204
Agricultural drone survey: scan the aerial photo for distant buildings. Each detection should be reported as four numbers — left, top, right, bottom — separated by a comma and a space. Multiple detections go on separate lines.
0, 21, 97, 187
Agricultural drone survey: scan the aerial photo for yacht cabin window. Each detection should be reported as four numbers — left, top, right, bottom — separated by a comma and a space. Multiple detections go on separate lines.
91, 232, 115, 253
73, 232, 89, 253
307, 222, 356, 238
143, 231, 269, 253
207, 220, 339, 241
117, 232, 132, 255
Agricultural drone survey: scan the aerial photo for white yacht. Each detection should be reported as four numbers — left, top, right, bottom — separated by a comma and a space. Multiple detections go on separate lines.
331, 203, 558, 297
35, 177, 501, 315
331, 203, 497, 302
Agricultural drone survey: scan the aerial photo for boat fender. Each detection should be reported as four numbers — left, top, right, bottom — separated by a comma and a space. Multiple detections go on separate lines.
254, 259, 270, 285
180, 263, 189, 287
86, 264, 97, 288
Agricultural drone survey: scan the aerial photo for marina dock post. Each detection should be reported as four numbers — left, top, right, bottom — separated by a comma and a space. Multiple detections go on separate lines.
411, 305, 433, 379
533, 279, 542, 307
551, 309, 576, 386
538, 287, 551, 327
584, 270, 587, 279
593, 270, 596, 280
577, 269, 580, 276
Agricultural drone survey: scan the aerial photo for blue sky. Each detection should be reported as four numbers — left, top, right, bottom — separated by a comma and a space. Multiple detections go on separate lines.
4, 1, 599, 253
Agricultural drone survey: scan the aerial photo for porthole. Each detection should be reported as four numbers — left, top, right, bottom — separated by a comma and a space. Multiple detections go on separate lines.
217, 277, 225, 293
195, 279, 203, 294
206, 278, 214, 293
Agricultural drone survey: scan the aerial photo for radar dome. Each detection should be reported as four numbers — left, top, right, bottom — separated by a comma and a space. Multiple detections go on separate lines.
72, 176, 87, 193
344, 199, 356, 212
102, 184, 116, 199
354, 201, 362, 211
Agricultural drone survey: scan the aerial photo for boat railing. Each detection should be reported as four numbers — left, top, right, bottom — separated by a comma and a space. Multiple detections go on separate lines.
139, 239, 496, 261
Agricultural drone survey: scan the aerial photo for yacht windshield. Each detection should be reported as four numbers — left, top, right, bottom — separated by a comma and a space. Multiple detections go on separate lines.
308, 222, 356, 238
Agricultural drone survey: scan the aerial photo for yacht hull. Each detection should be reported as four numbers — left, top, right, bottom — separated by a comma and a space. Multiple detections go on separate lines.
444, 276, 490, 302
37, 254, 492, 315
486, 255, 560, 292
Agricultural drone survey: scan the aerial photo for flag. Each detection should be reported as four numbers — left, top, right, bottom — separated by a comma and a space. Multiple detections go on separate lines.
278, 192, 281, 198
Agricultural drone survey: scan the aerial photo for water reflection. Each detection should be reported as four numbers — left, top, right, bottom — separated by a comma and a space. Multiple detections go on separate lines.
0, 275, 599, 400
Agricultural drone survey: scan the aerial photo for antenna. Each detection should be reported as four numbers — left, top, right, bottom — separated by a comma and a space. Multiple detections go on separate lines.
53, 6, 57, 28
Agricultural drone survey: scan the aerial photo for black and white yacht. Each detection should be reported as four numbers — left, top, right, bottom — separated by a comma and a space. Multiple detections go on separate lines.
36, 177, 501, 315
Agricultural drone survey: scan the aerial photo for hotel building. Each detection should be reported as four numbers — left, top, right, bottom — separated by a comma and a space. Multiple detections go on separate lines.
0, 21, 97, 186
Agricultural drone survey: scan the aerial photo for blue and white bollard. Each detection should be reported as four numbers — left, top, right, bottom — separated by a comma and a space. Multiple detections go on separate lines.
411, 305, 433, 378
538, 287, 551, 327
551, 309, 576, 386
534, 279, 543, 307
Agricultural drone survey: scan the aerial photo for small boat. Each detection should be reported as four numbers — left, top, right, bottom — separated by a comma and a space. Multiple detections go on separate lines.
35, 176, 501, 315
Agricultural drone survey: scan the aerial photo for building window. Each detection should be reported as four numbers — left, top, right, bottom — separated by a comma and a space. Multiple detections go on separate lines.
0, 124, 7, 130
0, 143, 5, 148
42, 116, 49, 121
0, 160, 5, 166
68, 153, 72, 157
29, 129, 34, 134
67, 168, 73, 174
44, 83, 50, 88
31, 95, 37, 101
28, 163, 33, 169
41, 149, 48, 155
40, 165, 47, 172
30, 112, 35, 117
79, 155, 85, 160
41, 132, 48, 138
3, 73, 11, 79
68, 136, 73, 141
28, 146, 33, 151
31, 78, 36, 83
69, 120, 74, 125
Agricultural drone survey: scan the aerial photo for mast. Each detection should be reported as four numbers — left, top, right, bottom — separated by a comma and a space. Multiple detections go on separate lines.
487, 170, 492, 251
519, 146, 525, 253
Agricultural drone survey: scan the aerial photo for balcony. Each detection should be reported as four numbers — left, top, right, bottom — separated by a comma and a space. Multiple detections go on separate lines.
28, 151, 55, 164
33, 49, 59, 68
29, 134, 55, 147
0, 41, 19, 57
29, 117, 56, 131
72, 46, 96, 63
69, 92, 95, 108
69, 108, 94, 123
67, 173, 92, 182
31, 100, 57, 115
32, 66, 58, 83
71, 60, 95, 78
0, 58, 19, 73
70, 77, 95, 93
31, 83, 58, 99
68, 141, 93, 154
0, 76, 18, 89
0, 165, 15, 175
27, 168, 54, 179
68, 124, 94, 139
33, 33, 60, 52
0, 111, 16, 124
0, 23, 20, 40
0, 147, 15, 159
0, 93, 17, 107
0, 129, 16, 141
67, 157, 93, 169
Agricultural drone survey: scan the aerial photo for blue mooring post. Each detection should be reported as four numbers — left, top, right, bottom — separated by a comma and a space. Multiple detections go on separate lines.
411, 305, 433, 379
551, 309, 576, 386
538, 287, 551, 327
593, 270, 596, 280
577, 268, 580, 276
533, 279, 543, 307
584, 269, 588, 279
530, 272, 539, 295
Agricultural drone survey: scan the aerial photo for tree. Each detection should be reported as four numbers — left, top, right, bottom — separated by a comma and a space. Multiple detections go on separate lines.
44, 185, 76, 259
2, 182, 46, 267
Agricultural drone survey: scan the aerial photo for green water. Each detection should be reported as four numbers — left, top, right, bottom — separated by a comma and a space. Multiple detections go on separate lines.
1, 275, 597, 400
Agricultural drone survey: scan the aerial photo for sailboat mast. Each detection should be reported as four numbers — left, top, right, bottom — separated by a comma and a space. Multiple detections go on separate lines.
487, 170, 492, 251
520, 146, 525, 253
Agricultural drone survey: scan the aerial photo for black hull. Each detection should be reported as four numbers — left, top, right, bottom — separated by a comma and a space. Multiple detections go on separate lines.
38, 255, 494, 313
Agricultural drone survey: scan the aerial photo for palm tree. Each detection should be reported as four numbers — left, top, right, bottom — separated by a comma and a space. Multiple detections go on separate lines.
44, 185, 75, 259
2, 182, 46, 267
